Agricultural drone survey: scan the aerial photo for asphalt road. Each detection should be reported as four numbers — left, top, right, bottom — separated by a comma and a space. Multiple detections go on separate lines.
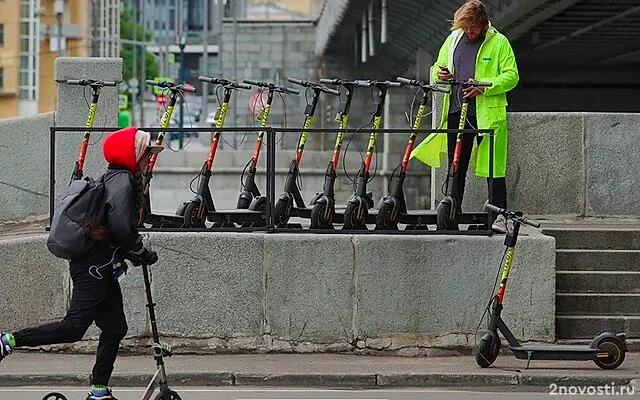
3, 386, 637, 400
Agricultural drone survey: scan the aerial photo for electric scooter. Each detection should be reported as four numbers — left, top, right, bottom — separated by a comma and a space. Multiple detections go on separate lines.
375, 77, 448, 230
60, 79, 118, 183
476, 202, 627, 370
272, 77, 340, 226
236, 79, 300, 216
343, 80, 401, 230
434, 78, 492, 231
176, 76, 253, 228
140, 80, 197, 228
309, 79, 370, 229
42, 262, 182, 400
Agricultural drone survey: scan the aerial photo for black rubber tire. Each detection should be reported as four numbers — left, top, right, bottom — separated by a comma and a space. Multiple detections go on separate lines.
436, 199, 458, 230
344, 202, 367, 230
310, 203, 333, 229
343, 202, 358, 230
475, 335, 500, 368
183, 201, 206, 228
274, 198, 290, 225
375, 203, 398, 230
154, 389, 183, 400
42, 393, 68, 400
593, 338, 626, 370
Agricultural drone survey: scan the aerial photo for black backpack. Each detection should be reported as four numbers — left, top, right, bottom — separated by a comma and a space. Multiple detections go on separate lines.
47, 175, 107, 260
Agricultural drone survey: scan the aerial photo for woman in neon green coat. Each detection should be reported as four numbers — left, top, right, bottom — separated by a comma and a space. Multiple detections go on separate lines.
411, 0, 519, 232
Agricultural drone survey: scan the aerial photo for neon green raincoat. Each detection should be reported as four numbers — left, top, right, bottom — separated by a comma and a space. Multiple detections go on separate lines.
411, 23, 519, 177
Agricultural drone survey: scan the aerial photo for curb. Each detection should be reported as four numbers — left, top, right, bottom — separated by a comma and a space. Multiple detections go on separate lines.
0, 372, 636, 388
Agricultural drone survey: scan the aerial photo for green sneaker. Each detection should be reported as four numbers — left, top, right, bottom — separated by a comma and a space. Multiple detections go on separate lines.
0, 332, 14, 362
86, 387, 118, 400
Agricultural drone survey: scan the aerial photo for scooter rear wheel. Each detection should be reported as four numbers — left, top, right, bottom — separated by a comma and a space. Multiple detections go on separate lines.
375, 203, 398, 230
475, 334, 500, 368
183, 201, 206, 228
310, 203, 333, 229
154, 389, 182, 400
42, 393, 67, 400
593, 337, 626, 370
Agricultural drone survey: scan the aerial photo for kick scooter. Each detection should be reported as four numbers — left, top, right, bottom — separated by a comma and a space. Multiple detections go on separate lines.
343, 80, 401, 230
236, 79, 300, 217
140, 80, 196, 228
434, 78, 492, 231
272, 77, 339, 226
476, 202, 627, 370
42, 261, 182, 400
375, 76, 448, 230
176, 76, 253, 228
309, 79, 369, 229
60, 79, 118, 184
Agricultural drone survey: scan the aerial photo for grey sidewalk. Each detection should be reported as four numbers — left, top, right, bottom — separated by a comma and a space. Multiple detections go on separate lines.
0, 352, 638, 388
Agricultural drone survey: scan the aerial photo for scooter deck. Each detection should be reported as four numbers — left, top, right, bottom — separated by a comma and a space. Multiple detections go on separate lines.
142, 210, 266, 228
510, 344, 598, 361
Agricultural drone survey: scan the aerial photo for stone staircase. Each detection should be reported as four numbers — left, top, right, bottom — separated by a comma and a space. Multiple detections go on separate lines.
542, 227, 640, 341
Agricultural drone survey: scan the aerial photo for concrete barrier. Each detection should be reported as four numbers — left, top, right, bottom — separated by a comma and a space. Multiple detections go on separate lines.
0, 113, 55, 221
0, 229, 555, 354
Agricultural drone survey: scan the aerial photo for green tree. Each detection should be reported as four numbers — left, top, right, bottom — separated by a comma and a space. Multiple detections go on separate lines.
120, 6, 159, 83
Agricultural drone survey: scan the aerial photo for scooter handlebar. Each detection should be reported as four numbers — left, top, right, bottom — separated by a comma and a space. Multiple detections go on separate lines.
288, 78, 340, 96
145, 80, 197, 92
436, 79, 493, 87
484, 202, 541, 228
371, 80, 402, 87
62, 79, 118, 87
199, 76, 252, 90
397, 77, 450, 94
280, 86, 300, 95
318, 78, 371, 87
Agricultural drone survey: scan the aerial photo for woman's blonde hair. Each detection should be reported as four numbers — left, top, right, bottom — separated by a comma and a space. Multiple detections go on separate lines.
451, 0, 489, 31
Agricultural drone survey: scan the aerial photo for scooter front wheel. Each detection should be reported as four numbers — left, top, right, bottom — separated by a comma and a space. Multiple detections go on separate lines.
593, 337, 626, 370
375, 203, 398, 230
154, 389, 183, 400
436, 198, 458, 230
183, 201, 207, 228
475, 334, 500, 368
344, 202, 367, 230
310, 202, 334, 229
42, 393, 67, 400
274, 198, 291, 226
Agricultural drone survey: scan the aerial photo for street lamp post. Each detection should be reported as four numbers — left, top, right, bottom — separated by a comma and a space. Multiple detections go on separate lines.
178, 35, 186, 149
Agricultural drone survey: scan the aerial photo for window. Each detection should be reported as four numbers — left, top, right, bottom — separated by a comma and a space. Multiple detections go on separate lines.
0, 68, 4, 89
0, 24, 4, 46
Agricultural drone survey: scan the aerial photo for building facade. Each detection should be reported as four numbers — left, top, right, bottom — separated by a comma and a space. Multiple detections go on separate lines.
0, 0, 119, 118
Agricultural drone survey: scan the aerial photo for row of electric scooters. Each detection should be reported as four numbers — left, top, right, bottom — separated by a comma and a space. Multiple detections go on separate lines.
140, 76, 502, 231
63, 76, 499, 231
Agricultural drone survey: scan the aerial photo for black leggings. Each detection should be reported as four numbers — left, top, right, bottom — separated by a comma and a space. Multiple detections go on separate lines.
446, 111, 507, 213
13, 249, 128, 386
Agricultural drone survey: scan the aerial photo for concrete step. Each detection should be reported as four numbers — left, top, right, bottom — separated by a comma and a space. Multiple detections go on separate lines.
556, 293, 640, 315
556, 315, 640, 339
542, 228, 640, 250
556, 271, 640, 294
556, 249, 640, 271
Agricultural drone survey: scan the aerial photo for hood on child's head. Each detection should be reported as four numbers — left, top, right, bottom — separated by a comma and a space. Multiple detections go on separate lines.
102, 127, 159, 173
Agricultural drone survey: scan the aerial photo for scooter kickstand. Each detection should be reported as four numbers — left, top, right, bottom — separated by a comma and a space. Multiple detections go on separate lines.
525, 351, 533, 369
